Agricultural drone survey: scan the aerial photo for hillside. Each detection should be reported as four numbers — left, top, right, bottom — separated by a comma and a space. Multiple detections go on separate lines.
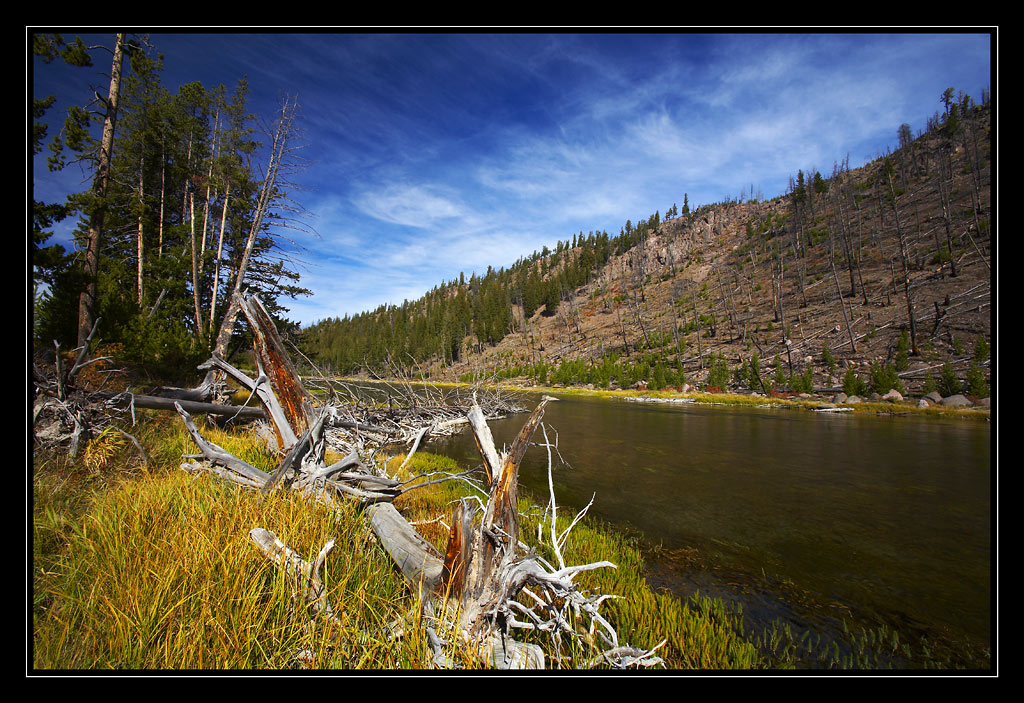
300, 95, 992, 400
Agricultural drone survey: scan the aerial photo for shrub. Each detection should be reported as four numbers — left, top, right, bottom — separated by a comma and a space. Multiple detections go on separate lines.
922, 373, 937, 394
973, 336, 990, 363
869, 363, 904, 395
821, 345, 836, 375
706, 353, 731, 390
938, 362, 961, 397
842, 365, 868, 396
746, 353, 763, 390
790, 366, 815, 394
964, 364, 989, 398
894, 329, 911, 372
773, 355, 787, 388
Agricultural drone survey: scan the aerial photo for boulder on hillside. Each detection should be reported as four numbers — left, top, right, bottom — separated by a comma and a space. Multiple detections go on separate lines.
882, 389, 904, 402
941, 394, 973, 407
924, 391, 943, 405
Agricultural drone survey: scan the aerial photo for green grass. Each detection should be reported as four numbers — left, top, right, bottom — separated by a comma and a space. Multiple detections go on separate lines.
34, 409, 983, 670
32, 414, 436, 670
490, 383, 992, 420
33, 409, 769, 670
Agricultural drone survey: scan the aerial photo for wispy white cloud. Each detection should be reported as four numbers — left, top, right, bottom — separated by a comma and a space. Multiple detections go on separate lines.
352, 182, 471, 229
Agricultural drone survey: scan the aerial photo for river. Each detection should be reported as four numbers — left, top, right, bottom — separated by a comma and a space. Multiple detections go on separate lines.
422, 390, 992, 663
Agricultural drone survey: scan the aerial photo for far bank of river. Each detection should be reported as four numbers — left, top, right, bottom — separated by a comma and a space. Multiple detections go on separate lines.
319, 374, 992, 420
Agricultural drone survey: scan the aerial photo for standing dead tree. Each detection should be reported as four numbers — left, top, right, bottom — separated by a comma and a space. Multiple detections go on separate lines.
174, 292, 662, 669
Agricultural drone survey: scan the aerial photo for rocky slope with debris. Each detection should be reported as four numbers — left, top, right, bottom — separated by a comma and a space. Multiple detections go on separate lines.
431, 103, 992, 402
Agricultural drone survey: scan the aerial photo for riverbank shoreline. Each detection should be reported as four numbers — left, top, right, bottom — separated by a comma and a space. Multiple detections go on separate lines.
314, 375, 992, 421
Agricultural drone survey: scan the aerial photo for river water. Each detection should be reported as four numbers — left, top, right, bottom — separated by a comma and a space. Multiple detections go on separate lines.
423, 390, 992, 661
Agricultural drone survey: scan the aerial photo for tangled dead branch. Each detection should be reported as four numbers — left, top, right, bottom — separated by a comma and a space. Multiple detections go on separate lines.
38, 292, 658, 669
33, 319, 147, 467
370, 396, 665, 669
174, 293, 663, 669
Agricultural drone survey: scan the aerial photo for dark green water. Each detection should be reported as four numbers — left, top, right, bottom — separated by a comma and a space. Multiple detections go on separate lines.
425, 391, 992, 658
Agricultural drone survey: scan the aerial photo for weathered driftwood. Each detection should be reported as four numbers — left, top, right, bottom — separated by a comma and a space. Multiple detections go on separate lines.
96, 390, 267, 419
33, 318, 147, 467
249, 527, 340, 625
176, 402, 272, 486
367, 395, 665, 669
171, 293, 658, 669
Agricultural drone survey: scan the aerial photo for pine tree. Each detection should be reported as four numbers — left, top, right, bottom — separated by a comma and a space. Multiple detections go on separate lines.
32, 35, 92, 346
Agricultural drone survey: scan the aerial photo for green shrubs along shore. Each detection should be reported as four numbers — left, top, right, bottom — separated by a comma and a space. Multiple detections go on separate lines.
33, 409, 984, 670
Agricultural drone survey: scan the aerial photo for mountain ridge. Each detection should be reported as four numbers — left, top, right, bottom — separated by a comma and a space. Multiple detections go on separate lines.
300, 94, 992, 399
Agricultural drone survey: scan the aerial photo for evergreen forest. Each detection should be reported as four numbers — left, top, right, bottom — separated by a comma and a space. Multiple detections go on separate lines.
33, 33, 311, 381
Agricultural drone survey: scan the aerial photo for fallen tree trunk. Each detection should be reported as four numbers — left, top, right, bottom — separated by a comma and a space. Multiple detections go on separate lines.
96, 390, 267, 419
170, 293, 660, 669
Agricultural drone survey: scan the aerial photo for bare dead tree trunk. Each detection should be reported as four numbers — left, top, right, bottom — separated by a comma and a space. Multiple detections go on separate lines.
828, 225, 857, 355
190, 192, 204, 337
886, 164, 919, 356
834, 179, 858, 300
199, 105, 220, 264
158, 136, 166, 259
692, 287, 703, 369
136, 154, 145, 305
616, 304, 629, 356
209, 183, 231, 328
628, 292, 652, 350
936, 146, 959, 278
211, 96, 297, 361
778, 253, 793, 376
240, 292, 316, 443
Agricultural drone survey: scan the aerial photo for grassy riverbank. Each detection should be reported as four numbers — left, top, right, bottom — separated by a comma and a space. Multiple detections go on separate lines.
31, 410, 762, 670
32, 406, 990, 670
527, 385, 992, 420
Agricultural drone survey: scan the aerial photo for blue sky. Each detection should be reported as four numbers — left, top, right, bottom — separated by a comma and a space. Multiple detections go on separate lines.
31, 31, 993, 327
